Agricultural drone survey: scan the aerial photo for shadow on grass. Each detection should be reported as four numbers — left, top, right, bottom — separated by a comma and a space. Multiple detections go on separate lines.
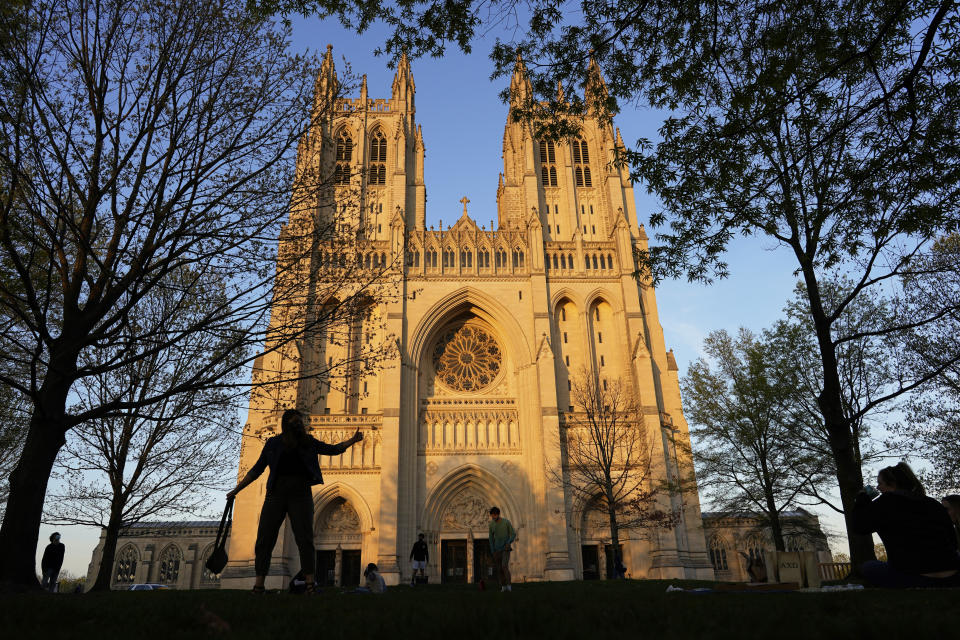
1, 579, 957, 639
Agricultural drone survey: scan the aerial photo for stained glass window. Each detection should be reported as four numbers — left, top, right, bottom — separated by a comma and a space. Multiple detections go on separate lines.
158, 545, 182, 584
114, 545, 138, 585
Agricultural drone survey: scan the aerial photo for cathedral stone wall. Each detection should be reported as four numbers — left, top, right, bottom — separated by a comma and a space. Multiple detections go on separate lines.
221, 49, 715, 589
85, 522, 225, 590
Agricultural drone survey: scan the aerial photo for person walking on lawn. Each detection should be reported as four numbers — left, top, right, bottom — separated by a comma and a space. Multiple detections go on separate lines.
40, 532, 65, 592
227, 408, 363, 594
488, 506, 516, 592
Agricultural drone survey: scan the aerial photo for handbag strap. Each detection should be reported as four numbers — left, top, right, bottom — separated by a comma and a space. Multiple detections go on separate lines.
214, 497, 234, 550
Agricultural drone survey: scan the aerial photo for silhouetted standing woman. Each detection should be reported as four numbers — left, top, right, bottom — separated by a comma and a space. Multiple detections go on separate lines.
228, 409, 363, 594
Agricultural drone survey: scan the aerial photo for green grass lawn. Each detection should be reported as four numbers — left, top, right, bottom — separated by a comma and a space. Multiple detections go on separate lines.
2, 579, 957, 639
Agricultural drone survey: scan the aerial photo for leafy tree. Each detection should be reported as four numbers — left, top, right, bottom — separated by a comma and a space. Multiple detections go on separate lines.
895, 235, 960, 495
554, 368, 678, 561
0, 0, 396, 588
624, 3, 960, 569
683, 328, 831, 550
765, 280, 905, 510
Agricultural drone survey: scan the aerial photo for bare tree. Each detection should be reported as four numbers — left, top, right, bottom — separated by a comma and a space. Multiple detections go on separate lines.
554, 368, 678, 561
0, 0, 398, 588
44, 268, 241, 591
0, 379, 27, 517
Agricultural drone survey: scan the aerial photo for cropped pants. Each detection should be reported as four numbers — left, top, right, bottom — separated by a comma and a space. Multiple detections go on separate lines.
254, 476, 315, 577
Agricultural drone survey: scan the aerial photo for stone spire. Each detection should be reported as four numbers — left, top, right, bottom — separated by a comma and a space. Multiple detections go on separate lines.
313, 44, 338, 111
391, 52, 416, 111
584, 56, 610, 117
509, 52, 533, 115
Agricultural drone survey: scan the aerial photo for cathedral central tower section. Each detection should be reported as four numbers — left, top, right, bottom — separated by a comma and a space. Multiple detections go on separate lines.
226, 50, 713, 591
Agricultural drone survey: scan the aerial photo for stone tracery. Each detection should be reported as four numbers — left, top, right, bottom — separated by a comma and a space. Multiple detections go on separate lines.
114, 545, 138, 585
432, 324, 502, 392
157, 545, 182, 584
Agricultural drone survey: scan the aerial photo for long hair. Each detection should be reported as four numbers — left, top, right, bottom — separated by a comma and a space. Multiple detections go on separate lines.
280, 409, 309, 450
878, 462, 925, 497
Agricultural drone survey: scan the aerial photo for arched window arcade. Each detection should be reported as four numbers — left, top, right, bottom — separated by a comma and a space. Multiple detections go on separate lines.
368, 129, 387, 185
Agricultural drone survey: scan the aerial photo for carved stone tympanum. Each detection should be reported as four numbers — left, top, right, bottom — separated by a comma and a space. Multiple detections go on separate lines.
441, 490, 489, 530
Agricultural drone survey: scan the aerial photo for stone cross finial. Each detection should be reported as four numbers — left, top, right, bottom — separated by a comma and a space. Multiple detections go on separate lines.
460, 196, 470, 217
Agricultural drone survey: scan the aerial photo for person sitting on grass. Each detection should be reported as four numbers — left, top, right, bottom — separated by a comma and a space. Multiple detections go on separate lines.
851, 462, 960, 588
357, 563, 386, 594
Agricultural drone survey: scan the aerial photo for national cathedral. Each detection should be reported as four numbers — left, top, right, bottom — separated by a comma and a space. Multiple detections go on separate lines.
221, 47, 714, 589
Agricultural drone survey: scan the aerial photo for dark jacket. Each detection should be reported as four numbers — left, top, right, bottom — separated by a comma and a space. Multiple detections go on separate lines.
41, 542, 65, 572
851, 491, 960, 574
248, 435, 352, 491
410, 540, 429, 561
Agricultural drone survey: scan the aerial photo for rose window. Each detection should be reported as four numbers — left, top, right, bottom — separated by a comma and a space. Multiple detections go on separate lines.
432, 325, 502, 392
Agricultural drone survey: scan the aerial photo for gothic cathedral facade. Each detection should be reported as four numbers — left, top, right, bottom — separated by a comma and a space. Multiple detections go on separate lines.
222, 48, 714, 588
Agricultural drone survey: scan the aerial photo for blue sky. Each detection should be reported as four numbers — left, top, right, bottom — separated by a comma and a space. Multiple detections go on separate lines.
46, 17, 845, 578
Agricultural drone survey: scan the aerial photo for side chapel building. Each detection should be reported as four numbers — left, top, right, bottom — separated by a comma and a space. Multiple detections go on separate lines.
222, 47, 715, 589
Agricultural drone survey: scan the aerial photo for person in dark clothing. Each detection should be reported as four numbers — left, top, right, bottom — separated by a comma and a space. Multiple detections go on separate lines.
851, 462, 960, 588
228, 408, 363, 594
942, 495, 960, 547
40, 532, 65, 592
409, 533, 429, 585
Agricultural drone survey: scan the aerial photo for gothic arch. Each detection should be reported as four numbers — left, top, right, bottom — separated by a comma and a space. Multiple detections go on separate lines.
113, 544, 139, 585
312, 482, 375, 532
550, 288, 581, 311
333, 123, 355, 141
571, 493, 615, 539
583, 288, 620, 312
421, 463, 523, 532
409, 287, 533, 369
366, 120, 388, 135
157, 543, 182, 584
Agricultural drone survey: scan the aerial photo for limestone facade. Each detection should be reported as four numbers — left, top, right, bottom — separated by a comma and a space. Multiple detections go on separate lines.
222, 48, 714, 589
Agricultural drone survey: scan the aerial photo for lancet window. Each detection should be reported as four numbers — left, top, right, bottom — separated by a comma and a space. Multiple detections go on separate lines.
157, 545, 182, 584
334, 130, 353, 185
539, 140, 558, 187
114, 545, 138, 585
479, 249, 490, 268
368, 129, 387, 185
573, 138, 592, 187
709, 537, 729, 571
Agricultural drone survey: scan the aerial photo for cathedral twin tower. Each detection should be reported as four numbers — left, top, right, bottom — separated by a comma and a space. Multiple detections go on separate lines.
223, 47, 713, 588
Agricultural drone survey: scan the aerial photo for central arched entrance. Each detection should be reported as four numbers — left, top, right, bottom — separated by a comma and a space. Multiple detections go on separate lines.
313, 484, 373, 587
422, 464, 521, 584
